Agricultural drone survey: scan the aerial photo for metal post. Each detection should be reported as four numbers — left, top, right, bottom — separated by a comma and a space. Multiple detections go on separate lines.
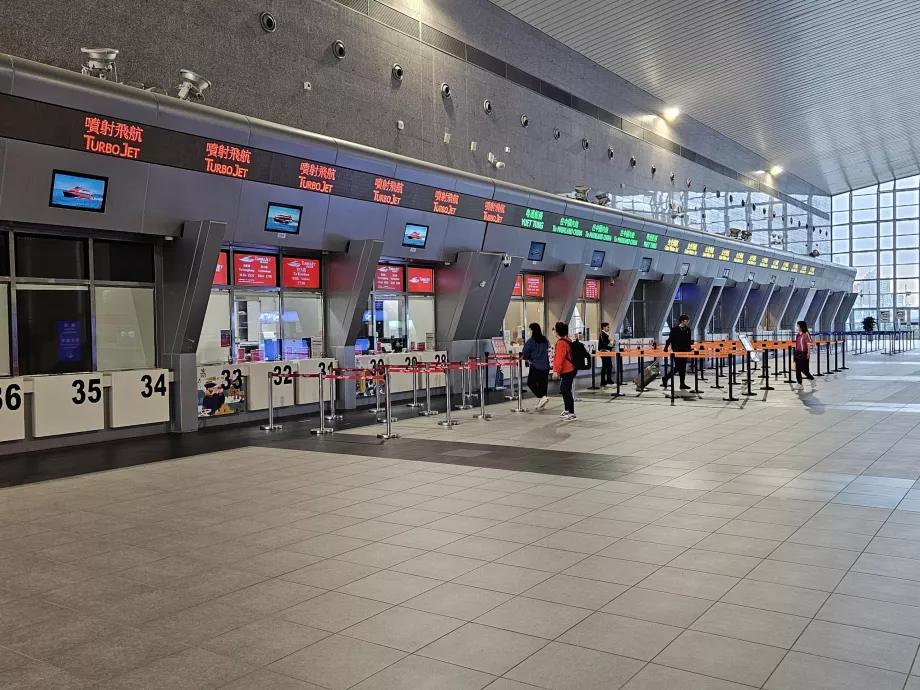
511, 358, 527, 413
505, 359, 518, 401
311, 373, 333, 435
474, 362, 492, 420
260, 371, 283, 431
588, 350, 599, 390
419, 366, 439, 416
742, 352, 756, 396
325, 374, 343, 422
711, 348, 723, 389
761, 347, 775, 391
456, 366, 473, 410
439, 366, 459, 427
377, 369, 400, 439
407, 367, 422, 408
371, 363, 385, 414
669, 353, 676, 406
692, 354, 701, 394
815, 342, 824, 376
724, 354, 738, 402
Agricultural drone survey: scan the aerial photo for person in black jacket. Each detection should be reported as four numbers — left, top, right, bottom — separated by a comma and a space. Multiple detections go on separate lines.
598, 322, 614, 387
662, 314, 693, 390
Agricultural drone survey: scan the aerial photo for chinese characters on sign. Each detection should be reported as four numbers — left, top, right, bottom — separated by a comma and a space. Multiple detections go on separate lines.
281, 258, 320, 289
204, 142, 252, 179
643, 233, 660, 250
483, 200, 505, 223
684, 242, 699, 256
433, 189, 459, 215
733, 252, 745, 264
373, 177, 404, 205
83, 117, 143, 159
553, 217, 582, 237
298, 162, 336, 193
375, 265, 405, 291
719, 249, 732, 262
702, 246, 716, 259
522, 208, 545, 230
583, 279, 600, 300
524, 275, 544, 297
615, 228, 638, 246
233, 254, 277, 286
664, 238, 680, 253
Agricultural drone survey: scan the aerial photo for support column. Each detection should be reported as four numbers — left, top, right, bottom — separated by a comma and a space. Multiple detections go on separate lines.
546, 263, 589, 331
698, 285, 724, 340
834, 293, 859, 330
784, 287, 817, 331
720, 281, 753, 339
745, 283, 776, 336
325, 239, 384, 410
804, 289, 830, 330
763, 286, 795, 332
820, 292, 846, 332
680, 277, 717, 341
601, 269, 640, 335
159, 220, 227, 433
643, 273, 683, 339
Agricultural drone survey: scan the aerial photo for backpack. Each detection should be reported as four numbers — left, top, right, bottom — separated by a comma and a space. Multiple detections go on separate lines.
568, 340, 592, 371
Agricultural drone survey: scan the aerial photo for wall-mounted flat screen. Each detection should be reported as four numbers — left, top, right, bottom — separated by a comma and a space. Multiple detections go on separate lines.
281, 257, 320, 289
234, 253, 277, 287
49, 170, 107, 212
590, 250, 606, 268
402, 223, 429, 248
527, 241, 546, 262
407, 267, 435, 293
524, 274, 544, 298
639, 257, 653, 273
265, 203, 302, 234
375, 264, 405, 291
680, 262, 691, 276
583, 279, 600, 300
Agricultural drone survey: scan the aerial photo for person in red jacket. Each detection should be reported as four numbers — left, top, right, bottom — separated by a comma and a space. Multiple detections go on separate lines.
551, 321, 577, 421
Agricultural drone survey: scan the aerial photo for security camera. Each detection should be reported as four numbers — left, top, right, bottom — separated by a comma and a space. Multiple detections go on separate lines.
581, 138, 589, 150
177, 69, 211, 101
630, 156, 637, 167
651, 166, 657, 176
553, 127, 561, 140
440, 82, 451, 98
392, 63, 404, 81
501, 253, 512, 267
260, 12, 277, 32
495, 161, 506, 169
520, 114, 529, 128
80, 47, 119, 82
686, 178, 692, 188
669, 172, 675, 182
332, 40, 346, 59
483, 99, 492, 114
607, 147, 614, 160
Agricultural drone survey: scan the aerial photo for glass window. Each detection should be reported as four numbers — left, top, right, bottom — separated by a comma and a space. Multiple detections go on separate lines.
897, 235, 920, 248
852, 223, 877, 238
898, 206, 920, 219
852, 237, 877, 251
94, 286, 155, 370
197, 291, 231, 365
880, 193, 894, 207
851, 252, 877, 267
897, 191, 920, 206
16, 235, 88, 280
881, 236, 894, 249
369, 295, 406, 353
899, 264, 920, 278
282, 294, 323, 359
16, 285, 91, 374
407, 296, 435, 352
880, 251, 894, 265
94, 240, 155, 283
897, 220, 919, 235
881, 265, 895, 279
897, 176, 920, 189
234, 292, 281, 361
504, 301, 525, 347
0, 233, 9, 277
524, 300, 546, 341
831, 240, 849, 254
852, 208, 877, 223
881, 207, 895, 221
832, 211, 850, 226
852, 194, 877, 210
0, 285, 9, 375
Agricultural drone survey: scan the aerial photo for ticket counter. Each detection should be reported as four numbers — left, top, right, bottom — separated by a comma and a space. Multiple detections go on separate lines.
504, 274, 545, 347
358, 264, 437, 355
571, 278, 601, 341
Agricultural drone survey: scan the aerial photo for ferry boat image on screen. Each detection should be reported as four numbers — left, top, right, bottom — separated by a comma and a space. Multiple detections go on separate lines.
265, 203, 302, 233
49, 171, 107, 211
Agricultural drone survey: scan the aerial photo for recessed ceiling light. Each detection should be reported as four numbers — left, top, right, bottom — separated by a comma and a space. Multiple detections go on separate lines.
662, 107, 680, 120
770, 165, 783, 175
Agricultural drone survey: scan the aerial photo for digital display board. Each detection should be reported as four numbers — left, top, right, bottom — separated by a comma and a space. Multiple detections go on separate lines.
791, 263, 799, 273
747, 254, 758, 266
234, 253, 277, 287
402, 223, 428, 249
643, 233, 660, 250
781, 261, 791, 271
265, 203, 302, 234
614, 228, 639, 246
281, 257, 320, 289
582, 279, 600, 300
527, 241, 546, 261
590, 250, 606, 267
733, 252, 746, 264
49, 170, 107, 212
214, 251, 228, 285
760, 257, 769, 267
512, 274, 523, 297
809, 266, 816, 275
718, 249, 732, 262
684, 241, 699, 256
800, 264, 809, 274
702, 246, 716, 259
664, 238, 681, 253
771, 259, 781, 269
375, 264, 404, 292
407, 267, 435, 293
524, 274, 544, 297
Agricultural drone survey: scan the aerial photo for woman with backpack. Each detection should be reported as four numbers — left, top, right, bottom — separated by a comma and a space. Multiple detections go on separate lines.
521, 323, 551, 410
551, 322, 577, 421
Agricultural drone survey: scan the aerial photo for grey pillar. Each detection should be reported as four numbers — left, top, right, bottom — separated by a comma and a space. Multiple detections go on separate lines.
720, 281, 753, 339
763, 286, 795, 332
819, 292, 846, 332
698, 283, 725, 340
804, 289, 829, 330
546, 263, 589, 332
680, 277, 717, 341
478, 256, 524, 343
159, 220, 227, 433
435, 251, 503, 365
834, 293, 859, 330
745, 283, 776, 336
325, 239, 384, 409
643, 273, 683, 339
785, 287, 817, 330
601, 270, 640, 335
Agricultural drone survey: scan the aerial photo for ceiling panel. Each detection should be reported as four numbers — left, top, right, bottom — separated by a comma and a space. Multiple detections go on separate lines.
489, 0, 920, 193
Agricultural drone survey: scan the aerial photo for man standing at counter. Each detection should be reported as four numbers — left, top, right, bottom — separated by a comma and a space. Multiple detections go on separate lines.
662, 314, 693, 390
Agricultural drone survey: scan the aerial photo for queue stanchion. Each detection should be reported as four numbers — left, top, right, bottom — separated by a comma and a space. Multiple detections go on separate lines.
511, 358, 528, 413
370, 363, 386, 417
418, 364, 439, 417
456, 365, 474, 410
815, 341, 825, 376
785, 346, 795, 384
407, 367, 422, 409
439, 364, 460, 427
376, 368, 400, 439
588, 350, 599, 390
841, 336, 849, 370
607, 352, 623, 402
711, 348, 723, 389
260, 371, 283, 431
474, 361, 492, 420
669, 353, 676, 406
742, 351, 756, 396
833, 337, 840, 372
504, 357, 517, 401
773, 346, 781, 380
311, 372, 333, 435
826, 338, 833, 372
724, 353, 739, 402
760, 347, 775, 391
692, 353, 702, 395
325, 372, 343, 423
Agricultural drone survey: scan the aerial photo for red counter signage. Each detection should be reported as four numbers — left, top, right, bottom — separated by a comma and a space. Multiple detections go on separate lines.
213, 251, 228, 285
282, 257, 320, 289
583, 278, 600, 300
373, 177, 404, 206
83, 116, 143, 160
407, 267, 434, 293
375, 264, 405, 291
512, 274, 523, 296
234, 253, 277, 286
204, 142, 252, 179
524, 274, 544, 298
298, 162, 336, 194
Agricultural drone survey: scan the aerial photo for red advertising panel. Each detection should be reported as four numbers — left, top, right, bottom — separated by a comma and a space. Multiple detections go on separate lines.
512, 274, 523, 296
583, 278, 600, 300
282, 257, 321, 289
234, 253, 277, 287
213, 251, 228, 285
524, 274, 544, 298
407, 267, 435, 293
375, 264, 405, 291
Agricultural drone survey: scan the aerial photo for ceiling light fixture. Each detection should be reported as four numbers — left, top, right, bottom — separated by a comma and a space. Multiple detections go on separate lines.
662, 107, 680, 120
770, 165, 783, 176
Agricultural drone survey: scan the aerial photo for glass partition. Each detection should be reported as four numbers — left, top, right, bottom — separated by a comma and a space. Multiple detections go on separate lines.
95, 286, 156, 370
234, 292, 281, 361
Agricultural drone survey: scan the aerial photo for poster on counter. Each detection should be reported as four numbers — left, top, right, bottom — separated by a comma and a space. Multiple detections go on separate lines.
197, 365, 246, 417
57, 320, 84, 363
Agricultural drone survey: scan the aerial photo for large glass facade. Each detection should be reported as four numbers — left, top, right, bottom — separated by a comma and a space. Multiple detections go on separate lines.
831, 175, 920, 329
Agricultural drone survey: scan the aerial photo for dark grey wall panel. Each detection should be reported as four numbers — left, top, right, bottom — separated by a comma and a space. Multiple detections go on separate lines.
380, 205, 449, 259
602, 269, 640, 333
805, 289, 830, 328
764, 286, 795, 331
682, 278, 716, 339
546, 263, 588, 328
442, 216, 487, 255
234, 182, 331, 249
479, 255, 523, 338
720, 282, 753, 338
143, 166, 241, 238
436, 251, 501, 343
323, 195, 389, 251
745, 283, 776, 334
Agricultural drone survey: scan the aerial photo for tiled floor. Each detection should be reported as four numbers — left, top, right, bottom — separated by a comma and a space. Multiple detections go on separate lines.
3, 354, 920, 688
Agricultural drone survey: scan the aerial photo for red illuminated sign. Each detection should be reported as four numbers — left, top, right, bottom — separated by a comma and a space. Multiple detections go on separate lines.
204, 142, 252, 179
282, 257, 321, 289
234, 253, 277, 286
83, 116, 143, 159
583, 279, 600, 300
433, 189, 459, 216
299, 162, 336, 193
373, 177, 404, 205
213, 251, 228, 285
512, 275, 523, 296
407, 267, 435, 293
483, 200, 506, 223
375, 264, 405, 291
524, 274, 544, 298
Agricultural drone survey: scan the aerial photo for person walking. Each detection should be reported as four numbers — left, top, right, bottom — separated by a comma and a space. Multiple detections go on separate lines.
794, 320, 816, 386
598, 322, 614, 387
662, 315, 693, 390
552, 322, 577, 421
521, 323, 551, 410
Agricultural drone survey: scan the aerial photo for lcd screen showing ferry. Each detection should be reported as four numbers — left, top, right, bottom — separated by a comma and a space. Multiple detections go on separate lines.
49, 171, 107, 212
265, 203, 302, 234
